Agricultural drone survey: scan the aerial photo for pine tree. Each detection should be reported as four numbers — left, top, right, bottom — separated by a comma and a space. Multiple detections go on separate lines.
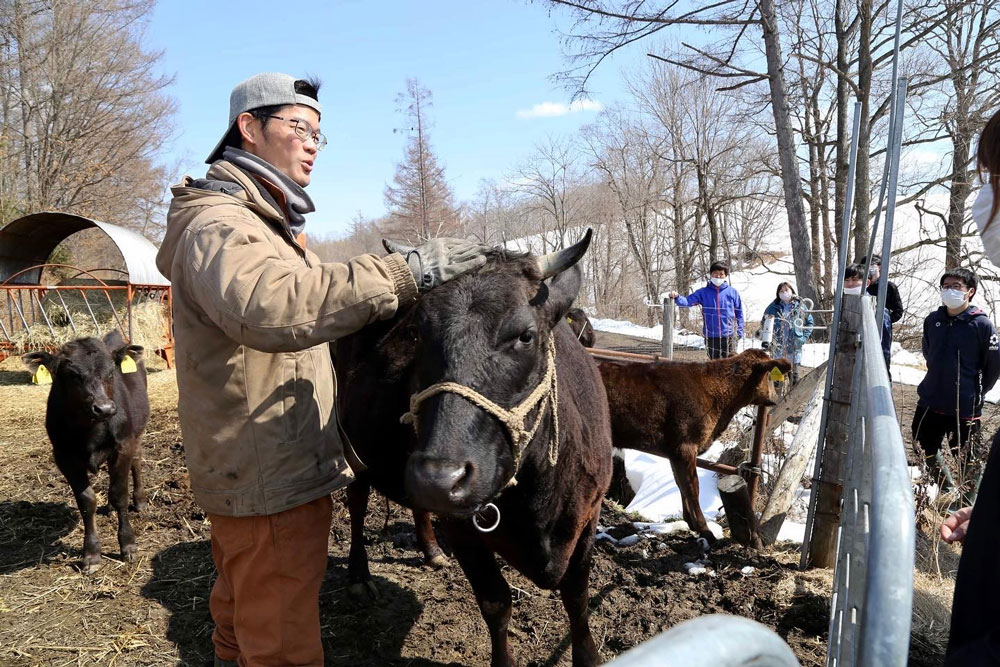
383, 79, 460, 242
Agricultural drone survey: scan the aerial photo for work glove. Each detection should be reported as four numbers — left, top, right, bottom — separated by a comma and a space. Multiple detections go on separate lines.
383, 237, 491, 292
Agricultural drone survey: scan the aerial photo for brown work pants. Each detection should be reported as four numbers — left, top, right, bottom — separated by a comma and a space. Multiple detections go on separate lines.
208, 494, 333, 667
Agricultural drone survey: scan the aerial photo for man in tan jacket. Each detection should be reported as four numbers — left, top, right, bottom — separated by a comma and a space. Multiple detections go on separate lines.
155, 73, 487, 667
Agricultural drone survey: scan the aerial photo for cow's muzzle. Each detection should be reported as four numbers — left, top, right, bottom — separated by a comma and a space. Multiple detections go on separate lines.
91, 401, 117, 418
405, 453, 479, 512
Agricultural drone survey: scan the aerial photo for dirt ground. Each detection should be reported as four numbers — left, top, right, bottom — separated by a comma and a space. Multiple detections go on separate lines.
0, 334, 967, 666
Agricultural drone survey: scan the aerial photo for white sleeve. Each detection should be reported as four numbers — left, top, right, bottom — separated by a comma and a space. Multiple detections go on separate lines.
972, 186, 1000, 266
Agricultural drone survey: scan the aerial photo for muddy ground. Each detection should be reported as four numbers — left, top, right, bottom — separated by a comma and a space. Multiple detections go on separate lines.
0, 334, 965, 666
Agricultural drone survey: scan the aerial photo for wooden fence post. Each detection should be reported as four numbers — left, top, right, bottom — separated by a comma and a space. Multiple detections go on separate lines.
662, 297, 673, 360
807, 295, 863, 568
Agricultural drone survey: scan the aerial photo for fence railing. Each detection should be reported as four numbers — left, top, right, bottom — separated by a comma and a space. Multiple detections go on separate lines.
826, 297, 914, 667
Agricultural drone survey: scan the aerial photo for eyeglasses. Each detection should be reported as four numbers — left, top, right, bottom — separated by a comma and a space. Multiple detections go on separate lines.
265, 115, 327, 150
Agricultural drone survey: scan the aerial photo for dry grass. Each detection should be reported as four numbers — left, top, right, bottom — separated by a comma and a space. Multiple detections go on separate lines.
6, 300, 169, 353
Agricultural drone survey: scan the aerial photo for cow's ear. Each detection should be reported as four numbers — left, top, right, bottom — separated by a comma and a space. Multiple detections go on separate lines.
113, 344, 144, 364
22, 351, 55, 373
538, 264, 583, 326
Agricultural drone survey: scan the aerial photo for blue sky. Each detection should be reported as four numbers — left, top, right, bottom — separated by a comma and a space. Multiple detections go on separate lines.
147, 1, 653, 238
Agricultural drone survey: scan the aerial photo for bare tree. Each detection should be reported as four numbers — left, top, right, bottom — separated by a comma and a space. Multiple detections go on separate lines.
510, 136, 589, 251
548, 0, 819, 303
0, 0, 176, 235
582, 104, 667, 317
383, 78, 460, 242
913, 0, 1000, 266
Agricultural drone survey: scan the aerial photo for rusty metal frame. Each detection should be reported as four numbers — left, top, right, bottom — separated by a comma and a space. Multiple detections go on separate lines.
0, 263, 173, 368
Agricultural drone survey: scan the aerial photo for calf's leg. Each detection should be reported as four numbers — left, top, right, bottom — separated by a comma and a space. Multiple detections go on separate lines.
130, 444, 146, 511
63, 466, 102, 573
346, 480, 378, 596
413, 508, 447, 568
108, 450, 137, 561
449, 526, 515, 667
668, 447, 715, 542
559, 513, 602, 667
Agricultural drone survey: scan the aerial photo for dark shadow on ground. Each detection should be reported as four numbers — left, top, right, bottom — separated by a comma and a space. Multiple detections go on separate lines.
142, 542, 448, 666
0, 369, 34, 385
0, 500, 77, 574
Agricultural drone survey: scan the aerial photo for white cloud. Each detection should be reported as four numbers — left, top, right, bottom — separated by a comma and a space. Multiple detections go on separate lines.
516, 99, 604, 119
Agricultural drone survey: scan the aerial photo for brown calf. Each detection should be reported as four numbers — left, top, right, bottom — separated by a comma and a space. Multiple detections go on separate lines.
598, 348, 791, 541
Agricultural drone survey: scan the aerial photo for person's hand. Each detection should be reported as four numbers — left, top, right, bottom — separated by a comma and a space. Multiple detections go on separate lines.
941, 506, 974, 544
667, 291, 679, 299
383, 238, 491, 292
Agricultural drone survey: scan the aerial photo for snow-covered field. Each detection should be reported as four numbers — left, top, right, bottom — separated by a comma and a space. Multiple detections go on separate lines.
590, 194, 1000, 544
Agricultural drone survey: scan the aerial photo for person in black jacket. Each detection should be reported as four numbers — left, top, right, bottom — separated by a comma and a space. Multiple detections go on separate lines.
865, 254, 904, 323
912, 267, 1000, 498
865, 254, 904, 374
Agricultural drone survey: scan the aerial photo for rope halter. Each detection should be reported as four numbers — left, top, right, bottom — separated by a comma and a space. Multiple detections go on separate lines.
400, 337, 560, 488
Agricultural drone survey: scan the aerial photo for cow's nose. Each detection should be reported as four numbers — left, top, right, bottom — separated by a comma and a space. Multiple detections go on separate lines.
91, 402, 116, 417
405, 454, 476, 511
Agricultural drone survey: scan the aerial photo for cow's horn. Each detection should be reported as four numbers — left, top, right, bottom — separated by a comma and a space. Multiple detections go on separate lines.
536, 228, 593, 279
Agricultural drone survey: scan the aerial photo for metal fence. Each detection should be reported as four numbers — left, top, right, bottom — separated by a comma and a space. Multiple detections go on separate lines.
826, 297, 915, 667
606, 614, 800, 666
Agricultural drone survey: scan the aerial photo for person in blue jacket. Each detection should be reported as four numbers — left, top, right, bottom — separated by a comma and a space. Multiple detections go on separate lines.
668, 261, 744, 359
912, 267, 1000, 496
762, 281, 813, 384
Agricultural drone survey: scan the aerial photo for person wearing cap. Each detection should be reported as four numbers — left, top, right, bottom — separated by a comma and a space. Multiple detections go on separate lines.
155, 73, 489, 667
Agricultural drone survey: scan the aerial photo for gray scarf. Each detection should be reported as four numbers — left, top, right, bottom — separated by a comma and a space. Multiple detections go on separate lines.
223, 147, 314, 237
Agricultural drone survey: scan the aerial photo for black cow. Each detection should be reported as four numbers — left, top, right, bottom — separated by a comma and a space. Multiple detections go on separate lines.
565, 307, 595, 347
23, 330, 149, 573
336, 230, 612, 666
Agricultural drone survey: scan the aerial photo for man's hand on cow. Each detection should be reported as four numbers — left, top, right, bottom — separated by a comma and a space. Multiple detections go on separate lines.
941, 506, 974, 544
384, 238, 491, 292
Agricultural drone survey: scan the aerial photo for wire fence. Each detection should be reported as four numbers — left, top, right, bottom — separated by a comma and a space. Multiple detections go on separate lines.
826, 298, 915, 667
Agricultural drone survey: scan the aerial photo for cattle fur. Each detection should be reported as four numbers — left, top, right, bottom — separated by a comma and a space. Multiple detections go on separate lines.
598, 348, 792, 541
336, 236, 612, 666
22, 330, 149, 573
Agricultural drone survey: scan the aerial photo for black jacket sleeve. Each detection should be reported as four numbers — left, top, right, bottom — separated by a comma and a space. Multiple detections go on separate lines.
980, 318, 1000, 395
886, 281, 904, 323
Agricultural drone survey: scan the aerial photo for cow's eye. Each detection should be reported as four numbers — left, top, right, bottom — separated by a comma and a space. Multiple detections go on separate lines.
406, 325, 419, 343
517, 330, 535, 346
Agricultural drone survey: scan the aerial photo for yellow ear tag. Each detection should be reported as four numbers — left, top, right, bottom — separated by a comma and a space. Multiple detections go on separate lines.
566, 317, 573, 323
120, 356, 138, 374
770, 367, 786, 382
33, 365, 52, 385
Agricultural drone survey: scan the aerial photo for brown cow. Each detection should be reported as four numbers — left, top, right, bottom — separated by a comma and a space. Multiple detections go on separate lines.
22, 330, 149, 573
598, 348, 791, 542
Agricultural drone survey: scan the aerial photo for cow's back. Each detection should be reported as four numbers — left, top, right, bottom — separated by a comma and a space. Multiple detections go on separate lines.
598, 360, 713, 457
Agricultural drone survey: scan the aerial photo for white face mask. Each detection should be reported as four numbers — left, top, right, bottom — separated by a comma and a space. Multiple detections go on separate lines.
941, 288, 968, 310
710, 277, 726, 287
843, 285, 863, 295
778, 290, 793, 302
